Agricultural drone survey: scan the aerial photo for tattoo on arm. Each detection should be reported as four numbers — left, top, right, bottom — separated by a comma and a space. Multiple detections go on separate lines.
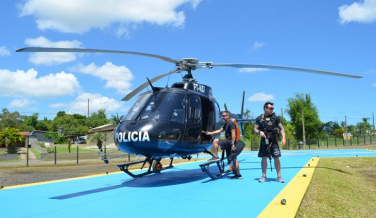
254, 124, 260, 134
278, 123, 285, 134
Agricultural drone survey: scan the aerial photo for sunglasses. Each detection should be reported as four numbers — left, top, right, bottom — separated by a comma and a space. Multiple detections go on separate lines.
222, 115, 228, 117
267, 107, 274, 110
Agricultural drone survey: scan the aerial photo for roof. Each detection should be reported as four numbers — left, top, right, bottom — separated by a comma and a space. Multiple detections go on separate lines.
20, 132, 31, 136
88, 123, 115, 133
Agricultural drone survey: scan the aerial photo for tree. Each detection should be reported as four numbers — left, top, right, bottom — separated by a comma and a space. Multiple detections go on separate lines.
0, 108, 26, 130
110, 113, 121, 125
44, 131, 66, 144
286, 93, 321, 141
91, 132, 104, 150
0, 128, 23, 154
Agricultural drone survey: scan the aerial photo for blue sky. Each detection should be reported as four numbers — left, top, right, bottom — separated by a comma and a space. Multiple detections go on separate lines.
0, 0, 375, 126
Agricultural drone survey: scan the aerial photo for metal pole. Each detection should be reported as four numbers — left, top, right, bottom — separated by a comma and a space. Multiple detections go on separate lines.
128, 153, 130, 162
54, 146, 56, 165
27, 145, 29, 167
345, 116, 348, 145
302, 109, 306, 148
77, 146, 79, 164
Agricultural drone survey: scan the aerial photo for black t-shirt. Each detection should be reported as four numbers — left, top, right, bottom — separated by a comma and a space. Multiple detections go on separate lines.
255, 113, 280, 143
222, 120, 236, 141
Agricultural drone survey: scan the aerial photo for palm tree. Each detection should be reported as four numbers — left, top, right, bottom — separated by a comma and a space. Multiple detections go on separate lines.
90, 132, 104, 150
110, 113, 121, 126
0, 128, 23, 154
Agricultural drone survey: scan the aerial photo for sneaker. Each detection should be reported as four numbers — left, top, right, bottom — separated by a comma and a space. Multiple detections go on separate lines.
230, 174, 242, 179
258, 176, 267, 183
208, 156, 219, 161
277, 176, 285, 183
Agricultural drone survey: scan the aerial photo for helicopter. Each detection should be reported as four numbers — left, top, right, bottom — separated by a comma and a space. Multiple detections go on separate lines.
16, 47, 362, 179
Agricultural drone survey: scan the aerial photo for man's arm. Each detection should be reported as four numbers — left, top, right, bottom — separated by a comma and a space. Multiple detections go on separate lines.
206, 128, 223, 135
278, 123, 286, 146
254, 124, 266, 138
231, 129, 236, 151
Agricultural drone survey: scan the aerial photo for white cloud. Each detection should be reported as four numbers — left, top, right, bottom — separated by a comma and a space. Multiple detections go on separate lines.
19, 0, 202, 36
238, 68, 269, 73
339, 0, 376, 24
25, 36, 82, 65
68, 93, 124, 115
0, 46, 10, 56
248, 93, 275, 102
373, 82, 376, 86
365, 69, 376, 74
7, 98, 37, 108
251, 41, 265, 51
71, 62, 134, 95
0, 68, 81, 98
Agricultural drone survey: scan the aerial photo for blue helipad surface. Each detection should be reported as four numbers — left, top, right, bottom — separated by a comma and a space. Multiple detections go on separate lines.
1, 149, 376, 218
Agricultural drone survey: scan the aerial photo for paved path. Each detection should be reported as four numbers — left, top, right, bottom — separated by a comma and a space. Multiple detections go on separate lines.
1, 149, 376, 218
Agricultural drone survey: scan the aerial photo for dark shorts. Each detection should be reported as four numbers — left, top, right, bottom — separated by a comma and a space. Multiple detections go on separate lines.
258, 143, 281, 158
219, 139, 232, 157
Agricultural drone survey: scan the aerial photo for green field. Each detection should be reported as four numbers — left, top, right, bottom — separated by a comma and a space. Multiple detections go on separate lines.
297, 157, 376, 217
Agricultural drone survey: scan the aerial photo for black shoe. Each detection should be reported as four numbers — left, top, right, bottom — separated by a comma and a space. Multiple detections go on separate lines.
230, 174, 242, 179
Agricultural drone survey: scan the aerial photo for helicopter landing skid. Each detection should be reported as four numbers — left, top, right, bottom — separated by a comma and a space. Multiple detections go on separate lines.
117, 157, 174, 178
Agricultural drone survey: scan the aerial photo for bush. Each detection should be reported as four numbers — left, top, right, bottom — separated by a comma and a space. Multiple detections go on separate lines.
46, 147, 56, 153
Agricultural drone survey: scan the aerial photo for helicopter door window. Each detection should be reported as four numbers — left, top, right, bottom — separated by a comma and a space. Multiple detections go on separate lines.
189, 97, 201, 124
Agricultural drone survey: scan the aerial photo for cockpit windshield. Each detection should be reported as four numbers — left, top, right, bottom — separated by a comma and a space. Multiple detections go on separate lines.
124, 92, 152, 121
139, 92, 186, 124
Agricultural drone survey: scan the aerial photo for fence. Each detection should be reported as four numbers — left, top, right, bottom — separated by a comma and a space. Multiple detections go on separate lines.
248, 135, 376, 150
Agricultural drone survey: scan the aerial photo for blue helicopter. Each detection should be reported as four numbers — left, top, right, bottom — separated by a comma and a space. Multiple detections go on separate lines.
16, 47, 361, 179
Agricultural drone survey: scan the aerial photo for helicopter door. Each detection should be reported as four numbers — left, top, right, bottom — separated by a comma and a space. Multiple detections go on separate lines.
185, 97, 202, 146
200, 97, 215, 143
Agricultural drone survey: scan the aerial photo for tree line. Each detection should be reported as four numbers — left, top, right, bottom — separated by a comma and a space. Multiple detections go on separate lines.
242, 93, 374, 144
1, 93, 374, 150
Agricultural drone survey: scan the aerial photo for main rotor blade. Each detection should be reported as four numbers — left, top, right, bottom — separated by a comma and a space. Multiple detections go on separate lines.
16, 47, 178, 64
212, 63, 362, 78
122, 69, 181, 101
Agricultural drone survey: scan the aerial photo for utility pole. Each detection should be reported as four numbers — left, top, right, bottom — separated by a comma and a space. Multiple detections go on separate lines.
345, 116, 348, 145
88, 98, 90, 117
302, 109, 306, 148
281, 108, 284, 125
373, 112, 375, 135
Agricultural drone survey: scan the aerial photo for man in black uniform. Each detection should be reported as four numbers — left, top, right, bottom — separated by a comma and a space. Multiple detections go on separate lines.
206, 111, 242, 179
254, 102, 286, 183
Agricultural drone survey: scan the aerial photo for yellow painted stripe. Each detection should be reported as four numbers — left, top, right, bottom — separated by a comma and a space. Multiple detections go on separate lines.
1, 160, 205, 190
258, 158, 319, 218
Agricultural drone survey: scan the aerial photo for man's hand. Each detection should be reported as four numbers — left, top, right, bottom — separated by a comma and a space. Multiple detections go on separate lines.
231, 145, 236, 151
205, 131, 211, 135
260, 131, 266, 138
281, 139, 286, 147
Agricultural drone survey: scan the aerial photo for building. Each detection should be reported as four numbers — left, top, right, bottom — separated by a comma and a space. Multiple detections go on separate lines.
29, 130, 55, 146
87, 124, 117, 149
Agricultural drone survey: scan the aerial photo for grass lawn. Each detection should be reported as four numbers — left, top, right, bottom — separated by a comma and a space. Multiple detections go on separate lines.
46, 144, 98, 154
30, 148, 41, 159
297, 156, 376, 217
